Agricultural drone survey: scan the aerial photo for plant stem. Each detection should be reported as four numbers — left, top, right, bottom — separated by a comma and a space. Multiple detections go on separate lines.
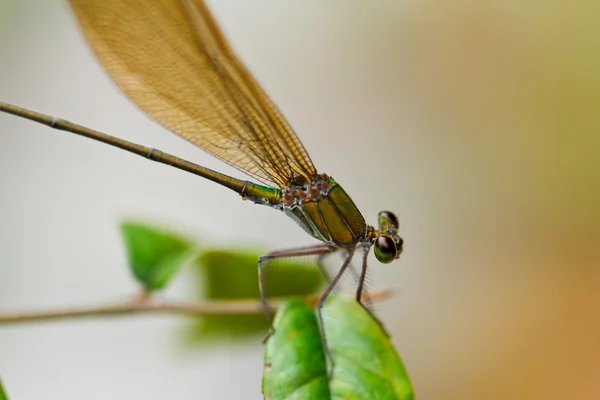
0, 289, 392, 325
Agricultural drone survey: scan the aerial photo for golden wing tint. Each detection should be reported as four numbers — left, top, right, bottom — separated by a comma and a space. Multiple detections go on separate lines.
68, 0, 316, 188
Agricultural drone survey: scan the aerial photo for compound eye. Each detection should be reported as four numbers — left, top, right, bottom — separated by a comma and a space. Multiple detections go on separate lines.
378, 211, 399, 230
374, 235, 397, 264
396, 236, 404, 256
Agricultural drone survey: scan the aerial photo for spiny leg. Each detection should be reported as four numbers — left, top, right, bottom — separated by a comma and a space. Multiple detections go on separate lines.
315, 247, 338, 283
257, 244, 332, 336
355, 244, 389, 336
355, 244, 371, 303
317, 249, 354, 371
339, 247, 367, 297
334, 250, 360, 282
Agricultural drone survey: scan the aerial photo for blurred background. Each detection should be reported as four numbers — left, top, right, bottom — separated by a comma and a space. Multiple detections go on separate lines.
0, 0, 598, 399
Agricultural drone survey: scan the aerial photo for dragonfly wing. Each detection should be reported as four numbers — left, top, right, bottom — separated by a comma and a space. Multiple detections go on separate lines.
68, 0, 317, 188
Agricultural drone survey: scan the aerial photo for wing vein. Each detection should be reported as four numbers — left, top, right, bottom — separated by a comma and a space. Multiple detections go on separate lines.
69, 0, 318, 188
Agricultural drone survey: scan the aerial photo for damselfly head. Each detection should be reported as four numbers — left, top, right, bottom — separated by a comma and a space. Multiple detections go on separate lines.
373, 210, 404, 264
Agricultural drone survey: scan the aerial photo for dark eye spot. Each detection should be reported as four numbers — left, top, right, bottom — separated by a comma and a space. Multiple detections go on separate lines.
374, 236, 397, 263
378, 211, 399, 230
396, 237, 404, 255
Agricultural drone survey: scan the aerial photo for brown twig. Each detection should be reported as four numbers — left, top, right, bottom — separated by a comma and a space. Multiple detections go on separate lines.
0, 289, 393, 325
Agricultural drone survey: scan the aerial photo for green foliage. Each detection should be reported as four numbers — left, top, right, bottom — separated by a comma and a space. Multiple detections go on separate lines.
116, 220, 412, 397
120, 221, 192, 291
263, 299, 330, 399
263, 295, 414, 400
0, 378, 8, 400
186, 249, 324, 341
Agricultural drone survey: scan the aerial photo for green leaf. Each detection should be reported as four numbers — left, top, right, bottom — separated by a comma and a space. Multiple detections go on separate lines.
263, 299, 330, 399
327, 295, 414, 400
0, 378, 8, 400
263, 295, 414, 400
120, 221, 192, 291
185, 249, 324, 341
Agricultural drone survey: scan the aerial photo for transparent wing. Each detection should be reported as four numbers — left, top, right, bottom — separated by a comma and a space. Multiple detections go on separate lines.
68, 0, 317, 188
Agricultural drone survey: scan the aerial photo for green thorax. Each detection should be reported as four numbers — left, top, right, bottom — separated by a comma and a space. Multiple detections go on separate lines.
240, 174, 367, 247
281, 175, 367, 247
